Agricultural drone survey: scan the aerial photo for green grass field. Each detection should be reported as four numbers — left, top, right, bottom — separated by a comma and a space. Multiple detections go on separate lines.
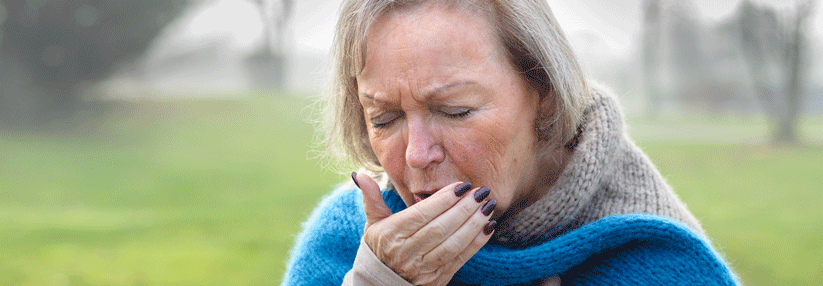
1, 95, 820, 285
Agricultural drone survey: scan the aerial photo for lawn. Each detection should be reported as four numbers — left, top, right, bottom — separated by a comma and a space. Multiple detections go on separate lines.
1, 95, 820, 285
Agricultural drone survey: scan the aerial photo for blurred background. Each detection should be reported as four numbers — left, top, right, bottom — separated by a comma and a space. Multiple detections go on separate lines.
0, 0, 820, 285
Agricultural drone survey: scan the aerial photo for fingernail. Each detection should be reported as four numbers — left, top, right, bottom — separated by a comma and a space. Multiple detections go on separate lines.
484, 220, 497, 235
454, 182, 471, 197
481, 199, 496, 216
474, 186, 490, 202
351, 172, 360, 189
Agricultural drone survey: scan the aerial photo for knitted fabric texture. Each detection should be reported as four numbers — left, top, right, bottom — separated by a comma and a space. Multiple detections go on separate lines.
281, 85, 732, 285
492, 85, 703, 247
281, 188, 738, 285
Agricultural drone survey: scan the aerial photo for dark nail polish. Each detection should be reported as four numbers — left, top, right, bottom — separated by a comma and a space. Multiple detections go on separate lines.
484, 220, 497, 235
481, 199, 496, 216
454, 182, 472, 197
351, 172, 360, 189
474, 186, 490, 202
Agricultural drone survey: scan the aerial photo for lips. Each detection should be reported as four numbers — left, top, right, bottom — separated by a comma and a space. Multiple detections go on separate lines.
413, 190, 437, 203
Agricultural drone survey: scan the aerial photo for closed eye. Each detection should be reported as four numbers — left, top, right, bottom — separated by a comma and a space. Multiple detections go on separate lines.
441, 107, 472, 119
370, 110, 403, 128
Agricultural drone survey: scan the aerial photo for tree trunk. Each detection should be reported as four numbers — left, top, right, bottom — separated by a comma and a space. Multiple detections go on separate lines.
642, 0, 663, 119
774, 0, 815, 143
247, 0, 292, 90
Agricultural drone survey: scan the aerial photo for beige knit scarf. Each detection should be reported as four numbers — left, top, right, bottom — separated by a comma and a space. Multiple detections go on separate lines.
491, 85, 703, 248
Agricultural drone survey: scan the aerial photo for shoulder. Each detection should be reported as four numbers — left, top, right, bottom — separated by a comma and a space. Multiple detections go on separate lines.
453, 214, 738, 285
562, 214, 737, 285
582, 82, 705, 233
281, 184, 407, 286
281, 186, 365, 286
314, 186, 365, 220
606, 123, 706, 233
293, 185, 366, 248
587, 81, 626, 125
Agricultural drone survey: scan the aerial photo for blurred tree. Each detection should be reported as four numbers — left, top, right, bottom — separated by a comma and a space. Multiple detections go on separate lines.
0, 0, 187, 128
667, 2, 711, 102
737, 0, 817, 143
245, 0, 293, 90
642, 0, 663, 119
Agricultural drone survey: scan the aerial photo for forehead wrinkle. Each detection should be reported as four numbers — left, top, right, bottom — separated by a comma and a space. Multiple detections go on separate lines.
360, 5, 497, 106
363, 78, 481, 107
420, 81, 478, 101
360, 92, 374, 100
358, 92, 395, 108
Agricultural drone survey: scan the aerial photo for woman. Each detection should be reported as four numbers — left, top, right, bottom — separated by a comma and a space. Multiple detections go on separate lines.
283, 0, 737, 285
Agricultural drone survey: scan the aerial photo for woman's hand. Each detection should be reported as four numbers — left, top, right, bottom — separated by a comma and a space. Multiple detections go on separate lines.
352, 173, 496, 286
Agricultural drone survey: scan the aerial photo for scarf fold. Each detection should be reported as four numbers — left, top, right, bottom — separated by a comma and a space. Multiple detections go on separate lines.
492, 85, 703, 247
492, 85, 622, 247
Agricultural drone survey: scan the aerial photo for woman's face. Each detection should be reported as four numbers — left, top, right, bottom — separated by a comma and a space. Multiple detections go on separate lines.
357, 5, 541, 218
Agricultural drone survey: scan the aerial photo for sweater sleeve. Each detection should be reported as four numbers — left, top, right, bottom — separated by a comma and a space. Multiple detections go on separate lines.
342, 238, 414, 286
281, 188, 365, 286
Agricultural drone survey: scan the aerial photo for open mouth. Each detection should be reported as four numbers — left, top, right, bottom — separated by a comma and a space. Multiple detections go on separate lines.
414, 192, 434, 203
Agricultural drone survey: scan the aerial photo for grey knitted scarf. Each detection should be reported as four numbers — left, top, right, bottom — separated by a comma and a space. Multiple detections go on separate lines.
491, 86, 703, 248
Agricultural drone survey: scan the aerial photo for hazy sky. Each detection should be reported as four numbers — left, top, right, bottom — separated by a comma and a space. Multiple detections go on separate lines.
291, 0, 823, 57
154, 0, 820, 91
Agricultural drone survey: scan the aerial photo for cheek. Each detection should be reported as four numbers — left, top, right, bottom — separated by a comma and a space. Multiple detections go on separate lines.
445, 125, 508, 180
369, 132, 408, 182
451, 114, 536, 204
370, 131, 402, 165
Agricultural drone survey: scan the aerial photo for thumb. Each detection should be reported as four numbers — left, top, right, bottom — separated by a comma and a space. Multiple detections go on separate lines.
352, 172, 393, 226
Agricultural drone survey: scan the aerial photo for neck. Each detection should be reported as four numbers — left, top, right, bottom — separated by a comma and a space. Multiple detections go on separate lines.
496, 145, 574, 222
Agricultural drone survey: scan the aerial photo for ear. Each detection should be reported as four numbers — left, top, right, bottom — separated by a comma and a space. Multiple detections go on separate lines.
534, 89, 556, 142
536, 89, 554, 115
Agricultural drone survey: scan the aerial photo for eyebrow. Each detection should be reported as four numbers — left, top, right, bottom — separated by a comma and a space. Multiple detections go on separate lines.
359, 81, 477, 101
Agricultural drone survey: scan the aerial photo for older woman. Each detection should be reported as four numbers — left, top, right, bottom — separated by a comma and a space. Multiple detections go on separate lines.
283, 0, 737, 285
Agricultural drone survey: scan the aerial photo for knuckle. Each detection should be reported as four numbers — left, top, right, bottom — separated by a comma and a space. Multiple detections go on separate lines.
415, 275, 438, 286
378, 220, 400, 235
428, 268, 454, 286
375, 232, 389, 248
379, 236, 400, 254
454, 250, 470, 264
472, 228, 490, 246
424, 252, 449, 266
398, 263, 421, 280
468, 214, 487, 229
402, 263, 421, 278
412, 259, 427, 271
457, 201, 478, 217
423, 220, 449, 239
375, 235, 406, 265
363, 230, 381, 249
456, 236, 487, 263
423, 240, 463, 266
432, 194, 455, 209
407, 206, 431, 223
441, 239, 464, 257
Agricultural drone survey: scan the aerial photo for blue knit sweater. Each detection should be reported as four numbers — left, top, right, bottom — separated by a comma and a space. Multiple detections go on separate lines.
282, 187, 738, 285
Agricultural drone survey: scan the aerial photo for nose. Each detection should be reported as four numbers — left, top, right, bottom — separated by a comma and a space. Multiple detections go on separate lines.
405, 117, 445, 169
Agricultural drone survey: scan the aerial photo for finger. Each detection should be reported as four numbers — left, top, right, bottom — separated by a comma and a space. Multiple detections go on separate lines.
354, 172, 393, 227
412, 187, 489, 254
438, 221, 495, 286
421, 221, 494, 286
455, 220, 495, 265
391, 181, 471, 232
421, 197, 495, 263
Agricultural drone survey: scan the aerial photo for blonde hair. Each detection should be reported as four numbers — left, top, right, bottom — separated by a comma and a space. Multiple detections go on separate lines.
319, 0, 590, 172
